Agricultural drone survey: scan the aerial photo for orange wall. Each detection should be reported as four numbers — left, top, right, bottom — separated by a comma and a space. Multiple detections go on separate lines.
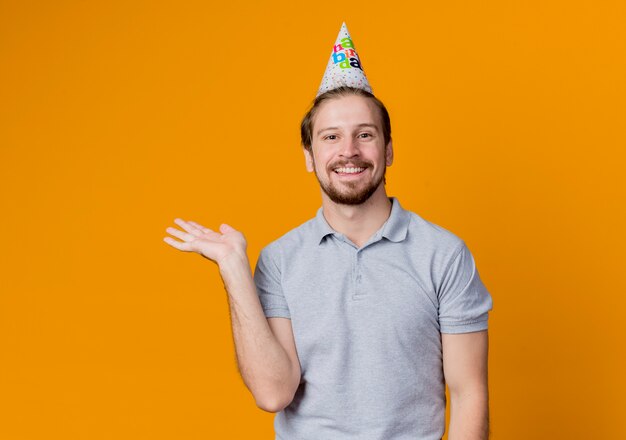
1, 1, 624, 438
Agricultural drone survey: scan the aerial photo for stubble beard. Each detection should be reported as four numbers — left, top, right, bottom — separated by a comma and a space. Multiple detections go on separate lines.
311, 157, 387, 206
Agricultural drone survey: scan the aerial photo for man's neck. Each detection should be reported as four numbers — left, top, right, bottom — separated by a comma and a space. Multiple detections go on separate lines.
320, 186, 393, 248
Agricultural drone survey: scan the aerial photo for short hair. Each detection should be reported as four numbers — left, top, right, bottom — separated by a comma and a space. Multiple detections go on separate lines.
300, 86, 392, 152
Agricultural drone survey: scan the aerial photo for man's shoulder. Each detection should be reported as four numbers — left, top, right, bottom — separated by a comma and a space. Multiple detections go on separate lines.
403, 207, 465, 253
259, 215, 319, 258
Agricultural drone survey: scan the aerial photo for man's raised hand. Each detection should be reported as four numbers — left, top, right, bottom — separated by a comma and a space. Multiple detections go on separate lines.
163, 219, 248, 267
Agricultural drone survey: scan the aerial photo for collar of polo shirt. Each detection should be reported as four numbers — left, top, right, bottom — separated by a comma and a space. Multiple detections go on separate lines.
312, 197, 411, 245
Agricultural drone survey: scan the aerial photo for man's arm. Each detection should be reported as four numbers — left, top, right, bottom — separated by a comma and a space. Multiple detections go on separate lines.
164, 219, 301, 413
221, 257, 301, 412
442, 330, 490, 440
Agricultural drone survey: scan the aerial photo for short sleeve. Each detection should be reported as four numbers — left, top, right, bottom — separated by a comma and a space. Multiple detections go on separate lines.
253, 244, 291, 319
437, 241, 493, 334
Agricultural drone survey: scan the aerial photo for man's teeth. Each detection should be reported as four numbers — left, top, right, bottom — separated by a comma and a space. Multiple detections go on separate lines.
335, 167, 365, 174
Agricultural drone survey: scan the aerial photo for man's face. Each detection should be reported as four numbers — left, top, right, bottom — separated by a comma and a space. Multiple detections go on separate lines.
304, 94, 393, 205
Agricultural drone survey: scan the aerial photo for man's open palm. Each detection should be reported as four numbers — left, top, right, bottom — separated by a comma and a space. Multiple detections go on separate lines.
163, 219, 247, 266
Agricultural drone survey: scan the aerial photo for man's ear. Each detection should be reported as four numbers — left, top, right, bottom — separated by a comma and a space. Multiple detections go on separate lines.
385, 140, 394, 166
303, 147, 315, 172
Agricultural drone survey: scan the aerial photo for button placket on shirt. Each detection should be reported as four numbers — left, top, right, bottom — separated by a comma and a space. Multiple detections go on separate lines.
332, 234, 359, 300
335, 232, 382, 301
352, 250, 361, 299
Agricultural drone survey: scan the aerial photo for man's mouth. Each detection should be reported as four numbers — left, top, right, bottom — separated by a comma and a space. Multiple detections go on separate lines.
333, 167, 366, 175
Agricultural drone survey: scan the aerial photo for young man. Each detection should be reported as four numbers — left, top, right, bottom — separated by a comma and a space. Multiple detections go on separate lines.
164, 24, 493, 440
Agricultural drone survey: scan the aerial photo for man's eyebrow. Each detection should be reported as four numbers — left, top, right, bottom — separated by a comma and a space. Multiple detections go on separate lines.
355, 123, 379, 131
317, 126, 339, 136
316, 123, 379, 136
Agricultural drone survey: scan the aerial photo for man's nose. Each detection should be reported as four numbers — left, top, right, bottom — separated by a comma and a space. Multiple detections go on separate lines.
339, 137, 359, 157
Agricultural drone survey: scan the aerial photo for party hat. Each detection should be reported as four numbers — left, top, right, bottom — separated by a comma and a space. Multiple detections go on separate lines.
316, 22, 372, 97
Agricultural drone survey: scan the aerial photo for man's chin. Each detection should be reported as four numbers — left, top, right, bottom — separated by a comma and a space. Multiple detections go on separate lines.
314, 169, 385, 205
323, 185, 379, 206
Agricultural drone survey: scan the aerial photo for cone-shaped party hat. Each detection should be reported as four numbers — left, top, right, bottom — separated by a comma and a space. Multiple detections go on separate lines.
316, 22, 372, 97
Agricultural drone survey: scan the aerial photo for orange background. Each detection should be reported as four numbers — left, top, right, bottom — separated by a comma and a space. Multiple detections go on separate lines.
1, 1, 625, 438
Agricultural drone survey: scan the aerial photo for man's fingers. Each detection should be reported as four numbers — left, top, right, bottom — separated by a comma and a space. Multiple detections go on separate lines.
186, 220, 227, 241
219, 223, 236, 233
165, 226, 194, 242
163, 236, 193, 251
188, 220, 212, 234
174, 218, 203, 236
174, 219, 234, 238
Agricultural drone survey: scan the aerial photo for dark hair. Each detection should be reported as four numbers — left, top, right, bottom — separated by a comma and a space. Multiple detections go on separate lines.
300, 86, 391, 151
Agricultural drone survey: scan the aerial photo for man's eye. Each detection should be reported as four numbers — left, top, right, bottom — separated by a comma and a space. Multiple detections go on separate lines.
359, 133, 372, 138
325, 135, 338, 140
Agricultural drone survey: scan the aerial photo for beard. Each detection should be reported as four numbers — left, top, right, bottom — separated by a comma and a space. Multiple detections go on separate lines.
311, 156, 387, 206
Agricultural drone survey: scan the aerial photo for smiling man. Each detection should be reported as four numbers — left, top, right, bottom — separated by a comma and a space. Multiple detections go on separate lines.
302, 90, 391, 209
164, 23, 493, 440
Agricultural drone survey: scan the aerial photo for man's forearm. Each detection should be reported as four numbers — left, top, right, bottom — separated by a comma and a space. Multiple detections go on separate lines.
219, 256, 297, 412
447, 390, 489, 440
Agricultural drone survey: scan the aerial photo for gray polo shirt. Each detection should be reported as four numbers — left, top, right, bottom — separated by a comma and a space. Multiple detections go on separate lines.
253, 197, 493, 440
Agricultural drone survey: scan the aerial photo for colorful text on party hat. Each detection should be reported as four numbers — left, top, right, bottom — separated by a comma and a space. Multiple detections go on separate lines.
331, 37, 363, 70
